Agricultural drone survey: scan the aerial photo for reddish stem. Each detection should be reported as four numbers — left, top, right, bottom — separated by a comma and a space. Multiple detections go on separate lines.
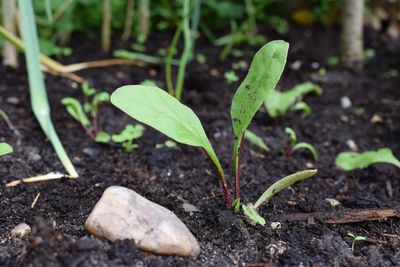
234, 136, 244, 200
202, 148, 232, 209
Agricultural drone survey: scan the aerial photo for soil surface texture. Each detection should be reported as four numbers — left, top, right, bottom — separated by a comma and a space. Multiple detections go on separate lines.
1, 26, 399, 266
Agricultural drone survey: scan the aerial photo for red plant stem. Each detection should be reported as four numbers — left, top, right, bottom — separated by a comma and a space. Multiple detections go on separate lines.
234, 136, 244, 200
202, 148, 232, 209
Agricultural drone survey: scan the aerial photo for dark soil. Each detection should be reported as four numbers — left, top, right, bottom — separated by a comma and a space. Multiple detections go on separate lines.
1, 26, 399, 266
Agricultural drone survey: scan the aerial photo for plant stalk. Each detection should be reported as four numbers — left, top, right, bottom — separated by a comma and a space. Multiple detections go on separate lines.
165, 25, 182, 95
2, 0, 18, 68
102, 0, 112, 52
122, 0, 135, 40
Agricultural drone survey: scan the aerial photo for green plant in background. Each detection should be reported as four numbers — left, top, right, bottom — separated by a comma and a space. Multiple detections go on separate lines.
244, 130, 270, 152
61, 83, 110, 141
111, 41, 318, 225
347, 232, 367, 252
224, 70, 239, 84
285, 127, 318, 161
265, 82, 322, 118
111, 124, 145, 152
335, 148, 400, 171
18, 0, 78, 178
0, 143, 13, 157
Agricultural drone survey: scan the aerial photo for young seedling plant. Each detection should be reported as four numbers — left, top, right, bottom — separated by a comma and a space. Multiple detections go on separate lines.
336, 148, 400, 171
285, 127, 318, 161
111, 41, 317, 225
61, 82, 110, 142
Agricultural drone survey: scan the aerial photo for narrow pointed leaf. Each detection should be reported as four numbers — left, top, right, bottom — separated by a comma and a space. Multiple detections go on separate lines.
61, 98, 91, 127
292, 142, 318, 161
254, 169, 317, 209
231, 40, 289, 178
18, 0, 77, 178
335, 148, 400, 171
244, 130, 270, 152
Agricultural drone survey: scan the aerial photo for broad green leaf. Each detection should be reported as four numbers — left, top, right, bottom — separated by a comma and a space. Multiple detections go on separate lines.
335, 148, 400, 171
265, 82, 321, 118
111, 85, 224, 175
95, 131, 111, 143
0, 143, 13, 156
244, 130, 270, 152
61, 97, 91, 127
284, 127, 297, 147
242, 203, 266, 226
292, 142, 318, 161
231, 40, 289, 179
254, 169, 317, 209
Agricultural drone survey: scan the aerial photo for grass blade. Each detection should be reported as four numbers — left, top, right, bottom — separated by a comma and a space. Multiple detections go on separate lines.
18, 0, 78, 178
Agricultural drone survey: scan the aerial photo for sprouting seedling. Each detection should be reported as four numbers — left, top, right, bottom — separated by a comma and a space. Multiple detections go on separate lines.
111, 41, 318, 224
264, 82, 322, 118
112, 124, 145, 152
61, 82, 110, 141
285, 127, 318, 161
224, 70, 239, 84
242, 169, 317, 225
0, 143, 13, 157
347, 232, 367, 252
244, 130, 270, 152
335, 148, 400, 171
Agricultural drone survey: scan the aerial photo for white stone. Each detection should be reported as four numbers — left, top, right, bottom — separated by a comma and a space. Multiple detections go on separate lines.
346, 139, 358, 152
10, 223, 31, 242
85, 186, 200, 257
340, 96, 352, 109
270, 222, 282, 230
325, 198, 340, 207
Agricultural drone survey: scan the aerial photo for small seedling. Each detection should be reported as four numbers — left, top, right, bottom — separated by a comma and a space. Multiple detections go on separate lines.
111, 41, 318, 225
61, 82, 110, 141
0, 143, 13, 157
335, 148, 400, 171
244, 130, 270, 152
347, 232, 367, 252
111, 124, 145, 152
264, 82, 322, 118
285, 127, 318, 161
224, 70, 239, 84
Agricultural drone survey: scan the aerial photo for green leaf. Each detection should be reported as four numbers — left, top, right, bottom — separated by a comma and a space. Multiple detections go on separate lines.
265, 82, 321, 118
231, 40, 289, 178
335, 148, 400, 171
91, 92, 110, 116
111, 124, 145, 143
244, 130, 270, 152
82, 82, 96, 97
61, 97, 91, 127
95, 131, 111, 143
224, 70, 239, 84
242, 203, 266, 226
0, 143, 13, 156
164, 140, 177, 148
111, 85, 225, 176
292, 101, 312, 117
292, 142, 318, 161
232, 198, 241, 213
253, 169, 317, 209
284, 127, 297, 147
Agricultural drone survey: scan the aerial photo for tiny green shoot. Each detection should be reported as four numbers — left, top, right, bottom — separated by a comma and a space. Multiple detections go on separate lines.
61, 83, 110, 141
265, 82, 322, 118
111, 124, 145, 152
0, 143, 13, 157
224, 70, 239, 84
347, 232, 367, 252
335, 148, 400, 171
285, 127, 318, 161
244, 130, 270, 152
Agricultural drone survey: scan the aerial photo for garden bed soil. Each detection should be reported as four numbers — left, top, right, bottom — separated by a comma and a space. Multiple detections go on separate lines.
0, 26, 399, 266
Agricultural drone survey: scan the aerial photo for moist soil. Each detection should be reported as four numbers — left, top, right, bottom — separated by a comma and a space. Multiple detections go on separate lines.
0, 26, 399, 266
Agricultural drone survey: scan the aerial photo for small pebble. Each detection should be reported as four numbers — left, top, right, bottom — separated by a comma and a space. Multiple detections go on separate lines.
182, 203, 201, 213
270, 222, 281, 230
346, 139, 358, 152
6, 96, 20, 104
10, 223, 31, 242
340, 96, 352, 109
371, 114, 383, 123
85, 186, 200, 257
290, 60, 302, 70
325, 198, 340, 207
